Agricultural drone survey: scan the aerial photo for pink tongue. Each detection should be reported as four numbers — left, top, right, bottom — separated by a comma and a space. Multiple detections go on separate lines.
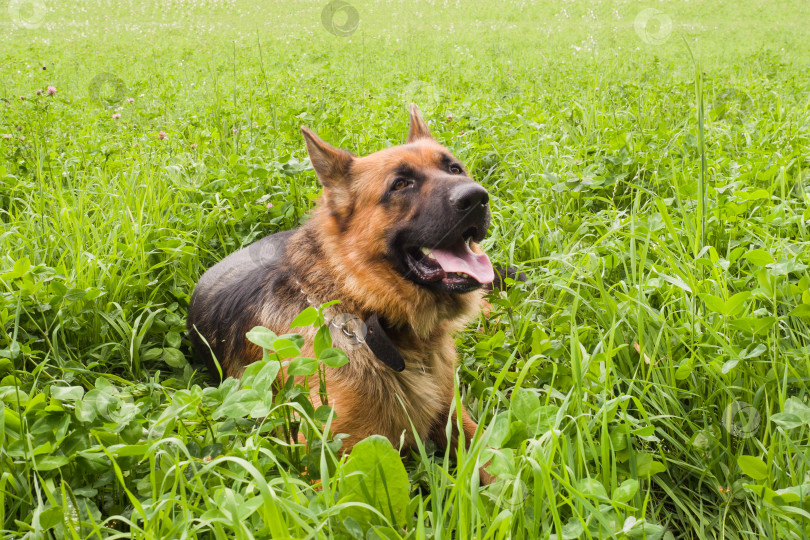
430, 245, 495, 284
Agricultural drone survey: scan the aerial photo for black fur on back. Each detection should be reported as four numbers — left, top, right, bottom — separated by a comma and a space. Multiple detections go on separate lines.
187, 230, 305, 381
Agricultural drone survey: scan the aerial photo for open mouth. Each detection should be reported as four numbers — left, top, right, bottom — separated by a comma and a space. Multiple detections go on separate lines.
403, 229, 495, 294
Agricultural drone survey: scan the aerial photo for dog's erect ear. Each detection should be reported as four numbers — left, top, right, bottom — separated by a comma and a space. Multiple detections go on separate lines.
406, 103, 434, 143
301, 126, 354, 187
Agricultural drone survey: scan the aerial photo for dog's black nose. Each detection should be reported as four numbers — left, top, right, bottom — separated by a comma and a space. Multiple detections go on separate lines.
450, 183, 489, 212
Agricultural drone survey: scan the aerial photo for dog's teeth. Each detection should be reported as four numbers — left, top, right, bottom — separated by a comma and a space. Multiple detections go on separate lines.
460, 272, 469, 278
420, 247, 435, 259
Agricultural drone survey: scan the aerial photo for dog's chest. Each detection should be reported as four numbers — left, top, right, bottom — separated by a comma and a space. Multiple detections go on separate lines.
325, 334, 456, 446
391, 354, 449, 427
361, 343, 454, 443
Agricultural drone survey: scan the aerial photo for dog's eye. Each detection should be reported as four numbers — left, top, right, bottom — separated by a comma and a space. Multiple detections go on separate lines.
391, 178, 411, 191
449, 164, 463, 175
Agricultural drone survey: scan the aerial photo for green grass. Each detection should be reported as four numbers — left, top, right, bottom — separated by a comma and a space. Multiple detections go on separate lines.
2, 0, 810, 537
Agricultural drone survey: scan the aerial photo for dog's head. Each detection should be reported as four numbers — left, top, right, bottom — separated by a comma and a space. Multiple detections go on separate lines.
301, 104, 494, 310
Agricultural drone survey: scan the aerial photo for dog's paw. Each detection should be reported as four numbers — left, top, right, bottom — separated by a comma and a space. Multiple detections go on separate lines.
478, 466, 495, 486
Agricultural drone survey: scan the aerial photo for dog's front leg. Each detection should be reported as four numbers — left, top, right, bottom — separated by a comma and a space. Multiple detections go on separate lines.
430, 408, 493, 485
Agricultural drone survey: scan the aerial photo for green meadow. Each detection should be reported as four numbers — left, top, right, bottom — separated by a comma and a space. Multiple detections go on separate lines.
2, 0, 810, 537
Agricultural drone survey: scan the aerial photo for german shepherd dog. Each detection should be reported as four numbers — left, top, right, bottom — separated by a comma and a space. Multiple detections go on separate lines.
188, 105, 498, 482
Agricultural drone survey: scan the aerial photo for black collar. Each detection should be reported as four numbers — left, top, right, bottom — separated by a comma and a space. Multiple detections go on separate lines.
363, 313, 405, 372
293, 278, 405, 372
